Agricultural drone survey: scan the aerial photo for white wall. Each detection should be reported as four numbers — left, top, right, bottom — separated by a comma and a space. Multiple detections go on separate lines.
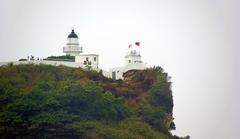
0, 60, 84, 68
101, 69, 111, 78
109, 67, 124, 80
123, 63, 146, 72
109, 62, 147, 80
75, 54, 99, 70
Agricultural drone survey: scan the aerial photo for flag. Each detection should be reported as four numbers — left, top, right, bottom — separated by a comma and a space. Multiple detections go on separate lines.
135, 42, 140, 46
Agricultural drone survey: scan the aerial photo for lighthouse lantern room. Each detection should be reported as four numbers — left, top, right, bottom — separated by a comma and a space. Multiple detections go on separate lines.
63, 29, 83, 56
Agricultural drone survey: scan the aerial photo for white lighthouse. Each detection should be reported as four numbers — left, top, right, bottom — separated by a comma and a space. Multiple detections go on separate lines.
109, 43, 147, 80
124, 49, 142, 65
63, 29, 83, 56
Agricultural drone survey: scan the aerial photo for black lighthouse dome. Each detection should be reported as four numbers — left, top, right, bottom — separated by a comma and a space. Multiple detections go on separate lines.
68, 29, 78, 38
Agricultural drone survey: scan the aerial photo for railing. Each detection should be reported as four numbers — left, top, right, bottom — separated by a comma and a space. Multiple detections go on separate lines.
63, 47, 82, 52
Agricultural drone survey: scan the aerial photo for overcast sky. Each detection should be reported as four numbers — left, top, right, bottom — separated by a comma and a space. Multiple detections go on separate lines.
0, 0, 239, 138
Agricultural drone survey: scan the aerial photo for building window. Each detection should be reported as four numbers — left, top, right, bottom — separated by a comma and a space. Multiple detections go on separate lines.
129, 60, 131, 63
84, 61, 87, 65
86, 57, 89, 61
94, 57, 97, 62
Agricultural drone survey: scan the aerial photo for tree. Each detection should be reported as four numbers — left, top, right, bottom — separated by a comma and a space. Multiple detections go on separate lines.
148, 73, 173, 113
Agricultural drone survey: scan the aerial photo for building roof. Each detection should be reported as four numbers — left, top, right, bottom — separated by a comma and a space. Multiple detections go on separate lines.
68, 29, 78, 38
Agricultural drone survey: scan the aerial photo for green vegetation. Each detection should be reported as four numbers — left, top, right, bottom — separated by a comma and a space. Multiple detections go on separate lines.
0, 64, 187, 139
18, 59, 27, 61
44, 55, 75, 62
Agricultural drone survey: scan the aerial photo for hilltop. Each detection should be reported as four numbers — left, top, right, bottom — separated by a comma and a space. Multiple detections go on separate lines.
0, 64, 187, 139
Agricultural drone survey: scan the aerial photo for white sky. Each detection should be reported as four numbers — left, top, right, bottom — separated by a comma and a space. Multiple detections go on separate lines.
0, 0, 239, 138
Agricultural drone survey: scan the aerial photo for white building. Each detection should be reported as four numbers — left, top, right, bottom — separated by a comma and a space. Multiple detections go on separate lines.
0, 29, 147, 79
63, 29, 99, 70
109, 46, 147, 80
75, 54, 99, 70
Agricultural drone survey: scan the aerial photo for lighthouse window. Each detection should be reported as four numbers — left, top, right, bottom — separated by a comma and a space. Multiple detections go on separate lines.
94, 57, 96, 62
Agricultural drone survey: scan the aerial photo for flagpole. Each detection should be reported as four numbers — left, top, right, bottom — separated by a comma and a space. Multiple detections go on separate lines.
139, 44, 140, 55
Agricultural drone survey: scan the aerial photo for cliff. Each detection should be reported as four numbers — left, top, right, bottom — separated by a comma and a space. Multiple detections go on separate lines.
0, 64, 185, 139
